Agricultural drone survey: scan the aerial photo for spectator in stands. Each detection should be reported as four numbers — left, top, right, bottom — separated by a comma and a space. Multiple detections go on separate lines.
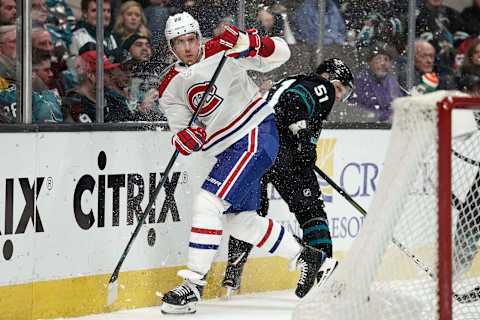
69, 0, 119, 58
290, 0, 345, 73
458, 64, 480, 96
104, 48, 130, 98
32, 49, 55, 91
0, 25, 15, 122
32, 0, 48, 25
342, 0, 407, 51
454, 36, 477, 70
461, 0, 480, 38
32, 27, 72, 96
180, 0, 236, 38
295, 0, 345, 46
126, 60, 167, 121
460, 39, 480, 73
32, 50, 63, 123
354, 45, 403, 122
122, 33, 152, 63
63, 43, 132, 122
416, 0, 466, 66
0, 0, 16, 26
144, 0, 175, 46
107, 46, 166, 121
456, 39, 480, 87
255, 6, 284, 37
44, 0, 76, 50
32, 28, 54, 52
0, 80, 15, 123
0, 25, 16, 82
113, 1, 150, 43
399, 40, 456, 94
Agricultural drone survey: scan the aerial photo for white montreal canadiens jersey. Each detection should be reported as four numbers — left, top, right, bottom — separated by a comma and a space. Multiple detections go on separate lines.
158, 37, 291, 156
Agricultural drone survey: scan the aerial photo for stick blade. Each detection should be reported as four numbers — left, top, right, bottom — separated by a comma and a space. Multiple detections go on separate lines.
107, 280, 118, 306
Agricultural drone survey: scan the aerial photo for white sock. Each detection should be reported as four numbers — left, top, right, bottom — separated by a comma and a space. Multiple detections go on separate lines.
226, 212, 302, 260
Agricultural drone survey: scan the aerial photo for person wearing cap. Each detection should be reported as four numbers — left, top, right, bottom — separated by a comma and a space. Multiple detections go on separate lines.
353, 45, 403, 122
104, 48, 132, 99
62, 43, 133, 123
122, 33, 152, 63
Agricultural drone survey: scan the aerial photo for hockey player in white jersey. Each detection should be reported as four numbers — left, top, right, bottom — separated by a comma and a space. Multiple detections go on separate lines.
159, 12, 328, 314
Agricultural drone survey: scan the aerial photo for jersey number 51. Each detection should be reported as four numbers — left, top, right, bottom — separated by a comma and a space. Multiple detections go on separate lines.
314, 85, 329, 103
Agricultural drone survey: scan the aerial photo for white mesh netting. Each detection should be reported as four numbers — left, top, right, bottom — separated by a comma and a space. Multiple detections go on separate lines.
293, 91, 480, 320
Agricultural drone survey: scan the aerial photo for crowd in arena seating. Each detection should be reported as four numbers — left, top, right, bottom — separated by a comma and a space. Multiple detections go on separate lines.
0, 0, 478, 124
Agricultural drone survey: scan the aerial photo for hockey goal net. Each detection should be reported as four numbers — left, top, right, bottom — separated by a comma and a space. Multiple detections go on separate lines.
294, 91, 480, 320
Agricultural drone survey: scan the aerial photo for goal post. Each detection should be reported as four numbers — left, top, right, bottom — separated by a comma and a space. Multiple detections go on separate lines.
293, 92, 480, 320
438, 96, 480, 320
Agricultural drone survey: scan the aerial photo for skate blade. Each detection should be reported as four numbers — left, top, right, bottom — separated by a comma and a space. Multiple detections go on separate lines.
221, 285, 240, 300
107, 281, 118, 306
317, 258, 338, 287
161, 301, 197, 314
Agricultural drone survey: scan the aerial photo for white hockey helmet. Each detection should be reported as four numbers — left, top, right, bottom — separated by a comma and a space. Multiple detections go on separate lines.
165, 12, 202, 52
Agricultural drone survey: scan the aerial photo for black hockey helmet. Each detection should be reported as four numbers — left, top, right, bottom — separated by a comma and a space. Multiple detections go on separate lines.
316, 58, 354, 102
316, 58, 354, 89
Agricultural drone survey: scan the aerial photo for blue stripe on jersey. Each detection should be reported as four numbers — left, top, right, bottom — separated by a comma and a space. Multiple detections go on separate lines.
202, 101, 268, 151
269, 226, 285, 254
189, 242, 219, 250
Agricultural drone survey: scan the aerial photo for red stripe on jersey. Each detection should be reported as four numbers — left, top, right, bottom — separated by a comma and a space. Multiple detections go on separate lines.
249, 128, 257, 152
217, 128, 257, 198
205, 97, 262, 144
158, 67, 179, 97
217, 150, 253, 198
257, 219, 273, 248
191, 227, 223, 235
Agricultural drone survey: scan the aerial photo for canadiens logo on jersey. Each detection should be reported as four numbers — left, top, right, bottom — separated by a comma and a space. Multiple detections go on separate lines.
187, 82, 224, 117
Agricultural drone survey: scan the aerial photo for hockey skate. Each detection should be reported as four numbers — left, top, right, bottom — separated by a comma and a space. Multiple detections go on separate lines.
295, 245, 327, 298
222, 258, 246, 299
222, 237, 252, 299
161, 270, 205, 314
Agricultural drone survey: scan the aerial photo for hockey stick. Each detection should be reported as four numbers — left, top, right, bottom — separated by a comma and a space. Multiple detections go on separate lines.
107, 53, 228, 306
313, 165, 479, 303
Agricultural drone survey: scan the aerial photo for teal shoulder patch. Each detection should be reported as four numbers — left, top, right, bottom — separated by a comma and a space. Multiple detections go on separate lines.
285, 84, 316, 116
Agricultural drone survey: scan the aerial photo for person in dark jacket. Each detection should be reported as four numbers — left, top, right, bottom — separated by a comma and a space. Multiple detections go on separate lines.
69, 0, 119, 58
416, 0, 466, 66
461, 0, 480, 38
63, 44, 132, 123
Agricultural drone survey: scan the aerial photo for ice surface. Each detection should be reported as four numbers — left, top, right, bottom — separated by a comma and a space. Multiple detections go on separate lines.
53, 290, 297, 320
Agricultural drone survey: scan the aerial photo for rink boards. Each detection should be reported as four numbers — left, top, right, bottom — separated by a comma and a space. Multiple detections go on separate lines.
0, 128, 402, 319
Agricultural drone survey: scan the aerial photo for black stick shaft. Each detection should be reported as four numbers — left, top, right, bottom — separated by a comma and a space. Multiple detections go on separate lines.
108, 54, 228, 284
313, 166, 367, 216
